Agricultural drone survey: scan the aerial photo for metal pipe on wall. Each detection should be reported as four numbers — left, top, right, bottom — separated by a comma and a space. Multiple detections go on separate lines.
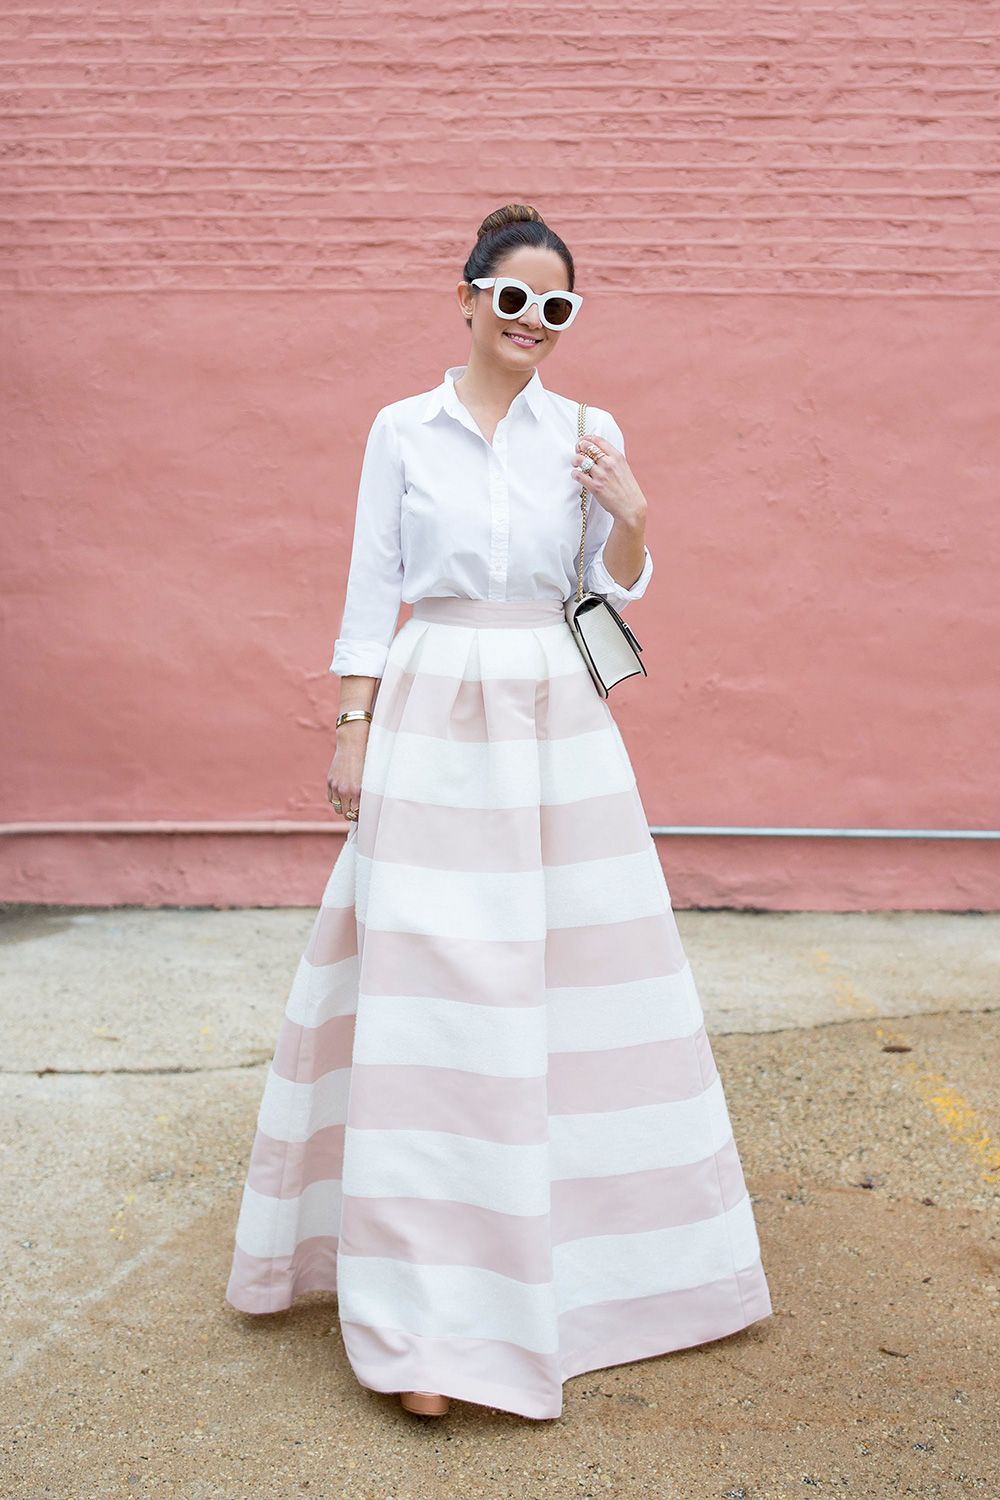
1, 822, 997, 840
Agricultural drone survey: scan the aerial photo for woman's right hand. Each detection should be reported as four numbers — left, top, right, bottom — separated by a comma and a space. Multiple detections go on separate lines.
326, 721, 370, 822
328, 674, 378, 821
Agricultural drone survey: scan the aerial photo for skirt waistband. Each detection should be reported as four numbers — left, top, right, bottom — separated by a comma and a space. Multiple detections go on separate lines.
412, 598, 565, 629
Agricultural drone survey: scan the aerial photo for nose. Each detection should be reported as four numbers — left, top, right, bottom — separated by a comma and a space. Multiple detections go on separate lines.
516, 299, 543, 330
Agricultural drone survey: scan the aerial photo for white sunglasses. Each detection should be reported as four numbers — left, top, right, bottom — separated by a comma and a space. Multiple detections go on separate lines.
471, 276, 583, 331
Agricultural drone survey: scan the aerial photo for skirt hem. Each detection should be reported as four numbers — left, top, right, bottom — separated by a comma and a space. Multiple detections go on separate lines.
340, 1258, 773, 1420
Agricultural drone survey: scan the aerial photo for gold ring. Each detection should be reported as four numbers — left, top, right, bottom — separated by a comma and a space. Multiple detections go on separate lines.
345, 811, 358, 822
588, 445, 602, 460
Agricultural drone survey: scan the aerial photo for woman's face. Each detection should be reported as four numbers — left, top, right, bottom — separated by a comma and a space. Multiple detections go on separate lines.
458, 246, 572, 372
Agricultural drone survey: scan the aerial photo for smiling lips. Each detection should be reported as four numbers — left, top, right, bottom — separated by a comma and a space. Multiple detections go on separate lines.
504, 331, 541, 347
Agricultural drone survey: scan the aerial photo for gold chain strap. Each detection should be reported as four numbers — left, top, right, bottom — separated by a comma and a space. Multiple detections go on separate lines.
576, 401, 588, 603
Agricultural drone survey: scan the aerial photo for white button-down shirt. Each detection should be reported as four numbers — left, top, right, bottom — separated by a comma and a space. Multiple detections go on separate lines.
331, 366, 653, 676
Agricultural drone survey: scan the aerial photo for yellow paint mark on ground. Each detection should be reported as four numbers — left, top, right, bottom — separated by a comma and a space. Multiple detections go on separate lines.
108, 1192, 136, 1244
833, 976, 878, 1017
909, 1075, 1000, 1184
876, 1026, 1000, 1184
808, 948, 878, 1016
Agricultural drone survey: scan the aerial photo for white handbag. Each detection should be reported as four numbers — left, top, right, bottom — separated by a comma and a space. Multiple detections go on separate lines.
563, 403, 647, 699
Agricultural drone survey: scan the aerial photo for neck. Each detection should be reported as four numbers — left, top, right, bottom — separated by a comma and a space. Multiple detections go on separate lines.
453, 345, 536, 415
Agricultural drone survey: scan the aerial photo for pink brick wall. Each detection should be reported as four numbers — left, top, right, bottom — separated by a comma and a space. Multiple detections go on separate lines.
2, 1, 998, 908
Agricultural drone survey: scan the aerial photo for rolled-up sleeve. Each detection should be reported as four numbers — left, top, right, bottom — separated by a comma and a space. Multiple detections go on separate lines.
582, 411, 653, 611
330, 408, 405, 677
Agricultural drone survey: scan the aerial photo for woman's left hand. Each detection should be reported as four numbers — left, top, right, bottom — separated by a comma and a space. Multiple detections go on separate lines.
571, 434, 647, 528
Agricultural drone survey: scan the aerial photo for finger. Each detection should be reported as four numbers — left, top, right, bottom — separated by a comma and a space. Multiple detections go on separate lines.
576, 449, 615, 475
582, 433, 621, 462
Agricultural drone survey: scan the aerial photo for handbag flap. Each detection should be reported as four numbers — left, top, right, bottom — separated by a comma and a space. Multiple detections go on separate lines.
573, 598, 646, 677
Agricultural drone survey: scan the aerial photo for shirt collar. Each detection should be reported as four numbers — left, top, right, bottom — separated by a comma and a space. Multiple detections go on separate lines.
422, 366, 546, 423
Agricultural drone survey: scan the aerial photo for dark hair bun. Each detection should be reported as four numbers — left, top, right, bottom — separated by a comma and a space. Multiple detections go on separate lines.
477, 204, 544, 240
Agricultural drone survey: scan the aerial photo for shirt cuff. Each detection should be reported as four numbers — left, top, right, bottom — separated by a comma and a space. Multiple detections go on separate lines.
330, 638, 388, 677
585, 545, 653, 611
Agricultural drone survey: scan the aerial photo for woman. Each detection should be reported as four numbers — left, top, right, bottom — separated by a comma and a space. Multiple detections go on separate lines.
226, 204, 772, 1421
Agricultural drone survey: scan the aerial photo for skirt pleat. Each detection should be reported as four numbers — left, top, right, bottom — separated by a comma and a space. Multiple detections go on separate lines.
226, 598, 771, 1419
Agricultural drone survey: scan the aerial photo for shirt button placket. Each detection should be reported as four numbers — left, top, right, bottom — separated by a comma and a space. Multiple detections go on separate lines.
487, 423, 510, 601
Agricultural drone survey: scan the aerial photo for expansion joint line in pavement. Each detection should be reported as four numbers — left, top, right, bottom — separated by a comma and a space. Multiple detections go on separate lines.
716, 1001, 998, 1039
2, 1059, 271, 1078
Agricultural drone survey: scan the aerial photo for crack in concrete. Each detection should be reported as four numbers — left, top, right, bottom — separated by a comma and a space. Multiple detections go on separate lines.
713, 1001, 999, 1038
1, 1058, 271, 1078
2, 1005, 997, 1076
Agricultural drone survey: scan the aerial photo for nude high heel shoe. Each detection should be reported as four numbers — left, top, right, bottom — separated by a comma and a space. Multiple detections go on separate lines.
400, 1391, 450, 1416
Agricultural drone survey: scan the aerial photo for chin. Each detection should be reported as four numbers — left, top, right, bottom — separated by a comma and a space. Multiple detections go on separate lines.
498, 336, 546, 363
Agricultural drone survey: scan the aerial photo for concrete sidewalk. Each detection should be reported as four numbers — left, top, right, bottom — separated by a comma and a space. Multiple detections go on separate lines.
2, 907, 998, 1499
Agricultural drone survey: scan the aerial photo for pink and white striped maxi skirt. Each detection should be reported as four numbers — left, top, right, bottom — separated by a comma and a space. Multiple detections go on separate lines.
225, 597, 771, 1419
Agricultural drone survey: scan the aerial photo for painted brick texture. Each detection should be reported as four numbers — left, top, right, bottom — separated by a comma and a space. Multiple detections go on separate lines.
2, 2, 999, 293
2, 3, 998, 909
